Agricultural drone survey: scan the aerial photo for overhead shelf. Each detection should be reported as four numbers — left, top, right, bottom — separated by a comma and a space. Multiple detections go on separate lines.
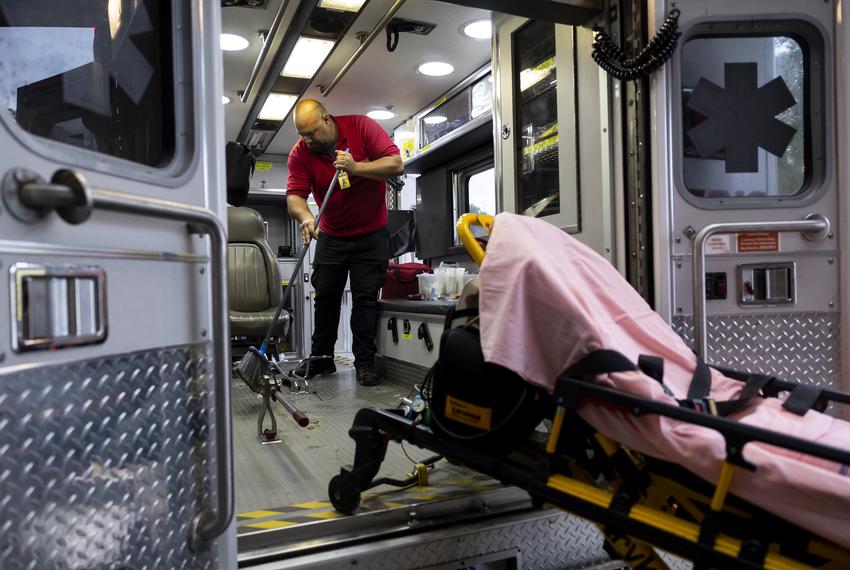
402, 114, 494, 175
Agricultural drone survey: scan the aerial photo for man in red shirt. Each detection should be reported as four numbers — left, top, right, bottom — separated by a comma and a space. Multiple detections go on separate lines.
286, 100, 403, 386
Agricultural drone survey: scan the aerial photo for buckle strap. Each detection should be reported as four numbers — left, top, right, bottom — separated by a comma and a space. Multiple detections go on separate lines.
783, 383, 825, 416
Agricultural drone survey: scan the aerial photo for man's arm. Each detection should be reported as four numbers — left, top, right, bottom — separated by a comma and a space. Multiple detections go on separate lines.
287, 195, 318, 245
333, 151, 403, 181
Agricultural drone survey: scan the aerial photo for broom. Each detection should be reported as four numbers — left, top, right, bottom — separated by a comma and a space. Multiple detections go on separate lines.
236, 149, 348, 388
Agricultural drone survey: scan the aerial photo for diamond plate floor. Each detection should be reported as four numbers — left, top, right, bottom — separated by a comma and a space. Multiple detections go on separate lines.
231, 356, 489, 526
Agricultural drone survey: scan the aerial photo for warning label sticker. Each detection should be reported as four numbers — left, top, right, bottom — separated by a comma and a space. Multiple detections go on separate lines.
445, 395, 492, 431
737, 231, 780, 253
705, 234, 732, 255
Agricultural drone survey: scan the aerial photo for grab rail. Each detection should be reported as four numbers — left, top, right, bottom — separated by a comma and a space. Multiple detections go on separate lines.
240, 0, 292, 103
692, 214, 830, 361
319, 0, 406, 97
457, 213, 494, 266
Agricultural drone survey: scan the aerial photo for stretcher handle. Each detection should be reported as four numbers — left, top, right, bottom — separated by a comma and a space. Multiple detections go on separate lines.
456, 213, 494, 266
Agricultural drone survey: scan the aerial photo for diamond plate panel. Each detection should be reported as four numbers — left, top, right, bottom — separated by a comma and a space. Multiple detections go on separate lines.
0, 345, 218, 570
672, 313, 840, 391
285, 510, 609, 570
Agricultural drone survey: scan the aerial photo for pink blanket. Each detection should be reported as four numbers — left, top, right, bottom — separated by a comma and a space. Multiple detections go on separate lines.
479, 213, 850, 548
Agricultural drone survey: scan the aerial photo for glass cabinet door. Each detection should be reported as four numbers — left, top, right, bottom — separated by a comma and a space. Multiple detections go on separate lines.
495, 16, 579, 233
514, 20, 559, 218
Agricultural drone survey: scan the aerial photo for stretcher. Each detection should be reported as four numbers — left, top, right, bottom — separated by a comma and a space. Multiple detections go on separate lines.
329, 213, 850, 569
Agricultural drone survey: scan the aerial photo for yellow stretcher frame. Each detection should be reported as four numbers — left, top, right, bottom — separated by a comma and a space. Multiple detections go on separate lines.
452, 213, 850, 569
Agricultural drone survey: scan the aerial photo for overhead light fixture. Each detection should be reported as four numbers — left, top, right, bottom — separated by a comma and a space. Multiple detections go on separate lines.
318, 0, 366, 12
281, 36, 335, 79
108, 0, 122, 40
258, 93, 298, 121
461, 20, 491, 40
222, 95, 231, 104
417, 61, 454, 77
220, 33, 249, 51
423, 116, 447, 125
367, 109, 396, 120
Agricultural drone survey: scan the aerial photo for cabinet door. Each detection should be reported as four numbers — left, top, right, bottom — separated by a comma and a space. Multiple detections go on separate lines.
495, 16, 579, 233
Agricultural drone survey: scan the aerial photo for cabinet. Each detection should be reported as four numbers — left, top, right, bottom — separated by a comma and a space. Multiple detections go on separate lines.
494, 16, 580, 233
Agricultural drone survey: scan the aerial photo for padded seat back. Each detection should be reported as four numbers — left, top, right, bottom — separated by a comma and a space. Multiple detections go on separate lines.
227, 207, 281, 315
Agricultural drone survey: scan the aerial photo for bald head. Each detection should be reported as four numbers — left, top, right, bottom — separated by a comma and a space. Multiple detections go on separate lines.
294, 99, 336, 155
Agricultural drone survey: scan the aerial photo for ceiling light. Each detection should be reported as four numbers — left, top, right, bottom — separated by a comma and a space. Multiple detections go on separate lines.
367, 109, 396, 120
417, 61, 454, 77
281, 36, 335, 79
222, 95, 231, 104
423, 116, 447, 125
258, 93, 298, 121
318, 0, 366, 12
461, 20, 491, 40
220, 33, 249, 51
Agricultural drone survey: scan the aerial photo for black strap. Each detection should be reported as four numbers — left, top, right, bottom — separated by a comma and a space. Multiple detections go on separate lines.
637, 355, 663, 383
783, 383, 824, 416
445, 307, 478, 329
713, 373, 775, 416
392, 267, 420, 283
687, 357, 712, 400
562, 350, 637, 378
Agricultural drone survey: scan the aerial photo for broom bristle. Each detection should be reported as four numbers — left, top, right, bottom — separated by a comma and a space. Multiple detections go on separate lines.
235, 347, 267, 393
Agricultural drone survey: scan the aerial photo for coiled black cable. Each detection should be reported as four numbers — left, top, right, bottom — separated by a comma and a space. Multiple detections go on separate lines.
592, 8, 681, 80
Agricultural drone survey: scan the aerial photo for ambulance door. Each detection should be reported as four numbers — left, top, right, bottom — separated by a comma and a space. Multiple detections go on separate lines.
658, 0, 844, 394
0, 1, 234, 567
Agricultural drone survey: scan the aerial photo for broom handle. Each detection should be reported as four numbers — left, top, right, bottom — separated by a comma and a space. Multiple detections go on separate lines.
259, 157, 347, 350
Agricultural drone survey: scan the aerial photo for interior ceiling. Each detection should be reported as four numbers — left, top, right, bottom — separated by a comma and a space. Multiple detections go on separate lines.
221, 0, 494, 157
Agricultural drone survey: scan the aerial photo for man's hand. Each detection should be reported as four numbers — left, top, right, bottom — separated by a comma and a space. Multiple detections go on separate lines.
333, 150, 359, 175
300, 217, 318, 245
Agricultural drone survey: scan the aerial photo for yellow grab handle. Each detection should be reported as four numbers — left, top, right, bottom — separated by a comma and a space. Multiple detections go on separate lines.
456, 213, 494, 266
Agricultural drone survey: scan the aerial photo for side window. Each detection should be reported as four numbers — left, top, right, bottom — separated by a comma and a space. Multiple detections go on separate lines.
0, 1, 175, 167
679, 22, 824, 203
452, 159, 496, 246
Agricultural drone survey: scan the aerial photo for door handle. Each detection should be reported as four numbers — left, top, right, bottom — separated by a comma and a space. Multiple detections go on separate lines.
691, 214, 829, 362
2, 167, 233, 550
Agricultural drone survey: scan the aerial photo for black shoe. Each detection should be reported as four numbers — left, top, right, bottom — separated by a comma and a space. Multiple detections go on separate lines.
293, 357, 336, 379
356, 365, 380, 386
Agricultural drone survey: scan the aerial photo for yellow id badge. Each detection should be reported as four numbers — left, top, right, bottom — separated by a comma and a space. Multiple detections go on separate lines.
338, 172, 351, 189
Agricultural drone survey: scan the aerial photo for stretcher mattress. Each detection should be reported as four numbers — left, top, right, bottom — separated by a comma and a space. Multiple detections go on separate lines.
478, 213, 850, 548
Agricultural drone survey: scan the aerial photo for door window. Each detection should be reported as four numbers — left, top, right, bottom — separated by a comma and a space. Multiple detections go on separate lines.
679, 22, 824, 202
0, 1, 175, 167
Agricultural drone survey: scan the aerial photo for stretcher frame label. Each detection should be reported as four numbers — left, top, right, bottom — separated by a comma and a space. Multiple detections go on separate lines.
445, 395, 492, 430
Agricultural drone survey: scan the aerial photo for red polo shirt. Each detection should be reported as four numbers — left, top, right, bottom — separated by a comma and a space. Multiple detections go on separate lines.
286, 115, 400, 237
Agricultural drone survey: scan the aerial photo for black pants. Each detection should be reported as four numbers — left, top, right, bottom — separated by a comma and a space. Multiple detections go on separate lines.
311, 227, 388, 368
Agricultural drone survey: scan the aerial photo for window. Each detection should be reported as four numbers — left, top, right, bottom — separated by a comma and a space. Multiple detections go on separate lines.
0, 1, 175, 166
452, 159, 496, 246
679, 22, 824, 202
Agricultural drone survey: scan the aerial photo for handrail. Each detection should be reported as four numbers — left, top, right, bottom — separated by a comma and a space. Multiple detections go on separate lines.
691, 214, 830, 361
457, 213, 494, 267
320, 0, 406, 97
240, 0, 292, 103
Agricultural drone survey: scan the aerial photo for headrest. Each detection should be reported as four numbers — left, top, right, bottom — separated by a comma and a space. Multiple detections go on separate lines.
227, 207, 266, 243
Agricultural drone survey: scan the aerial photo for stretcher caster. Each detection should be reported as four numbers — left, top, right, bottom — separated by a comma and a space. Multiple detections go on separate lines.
328, 474, 361, 515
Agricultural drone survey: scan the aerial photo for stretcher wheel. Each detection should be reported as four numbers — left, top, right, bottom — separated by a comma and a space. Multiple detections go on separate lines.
328, 475, 361, 515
